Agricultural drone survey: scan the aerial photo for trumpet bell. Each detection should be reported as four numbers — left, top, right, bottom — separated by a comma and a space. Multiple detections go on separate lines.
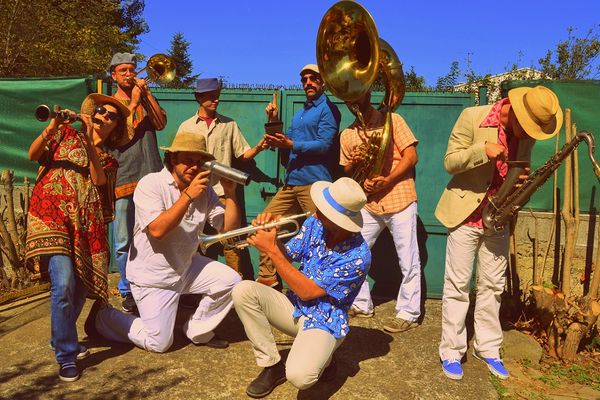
316, 0, 380, 102
146, 53, 177, 85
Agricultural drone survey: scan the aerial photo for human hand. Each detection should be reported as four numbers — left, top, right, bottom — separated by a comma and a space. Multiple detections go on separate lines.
247, 212, 279, 252
264, 132, 292, 149
485, 142, 508, 160
265, 92, 278, 122
363, 175, 388, 193
78, 113, 94, 140
184, 170, 211, 200
350, 146, 364, 165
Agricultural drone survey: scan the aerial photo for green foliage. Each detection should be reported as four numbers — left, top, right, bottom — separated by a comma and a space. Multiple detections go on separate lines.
0, 0, 148, 77
538, 25, 600, 79
164, 32, 199, 89
435, 61, 460, 92
403, 66, 429, 92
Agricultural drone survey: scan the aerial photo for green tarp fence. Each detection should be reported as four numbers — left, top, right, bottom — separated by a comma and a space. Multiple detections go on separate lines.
0, 76, 95, 179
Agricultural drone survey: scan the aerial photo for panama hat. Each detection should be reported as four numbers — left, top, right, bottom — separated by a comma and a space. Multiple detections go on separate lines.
80, 93, 132, 148
160, 132, 215, 161
310, 177, 367, 232
508, 85, 563, 140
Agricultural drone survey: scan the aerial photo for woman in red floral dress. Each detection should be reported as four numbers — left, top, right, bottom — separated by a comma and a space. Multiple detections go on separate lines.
26, 93, 131, 382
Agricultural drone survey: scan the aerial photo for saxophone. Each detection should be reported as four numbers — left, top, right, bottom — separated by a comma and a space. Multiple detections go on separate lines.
482, 131, 600, 232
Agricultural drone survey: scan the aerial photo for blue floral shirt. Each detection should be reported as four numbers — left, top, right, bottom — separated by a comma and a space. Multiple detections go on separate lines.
285, 216, 371, 339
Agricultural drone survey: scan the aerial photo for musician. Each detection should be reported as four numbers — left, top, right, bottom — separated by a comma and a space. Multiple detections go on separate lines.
177, 78, 267, 275
339, 90, 422, 332
109, 52, 167, 314
257, 63, 342, 289
435, 86, 562, 380
84, 132, 242, 352
26, 94, 130, 382
233, 177, 370, 398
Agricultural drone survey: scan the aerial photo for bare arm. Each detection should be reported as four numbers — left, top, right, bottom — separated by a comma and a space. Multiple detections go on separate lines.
130, 78, 167, 131
220, 178, 241, 232
364, 144, 418, 194
79, 114, 107, 186
247, 213, 326, 301
147, 170, 210, 239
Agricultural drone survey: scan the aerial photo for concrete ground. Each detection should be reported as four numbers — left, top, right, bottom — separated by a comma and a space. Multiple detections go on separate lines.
1, 273, 511, 400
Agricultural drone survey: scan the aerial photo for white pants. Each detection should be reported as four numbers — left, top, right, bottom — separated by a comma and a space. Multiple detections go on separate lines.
95, 255, 241, 353
352, 202, 422, 322
232, 281, 343, 390
439, 224, 508, 360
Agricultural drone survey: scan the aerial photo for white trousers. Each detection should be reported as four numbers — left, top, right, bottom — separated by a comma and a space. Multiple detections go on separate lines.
439, 224, 508, 360
96, 255, 241, 353
352, 202, 422, 322
232, 281, 343, 390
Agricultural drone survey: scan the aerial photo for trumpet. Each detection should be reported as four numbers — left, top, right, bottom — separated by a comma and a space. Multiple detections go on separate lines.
35, 105, 81, 123
198, 211, 312, 254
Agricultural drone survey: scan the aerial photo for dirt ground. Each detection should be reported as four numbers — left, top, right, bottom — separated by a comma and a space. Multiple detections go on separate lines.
1, 273, 599, 400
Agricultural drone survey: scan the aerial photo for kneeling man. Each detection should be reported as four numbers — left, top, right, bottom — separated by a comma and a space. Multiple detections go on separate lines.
85, 132, 242, 352
233, 177, 371, 398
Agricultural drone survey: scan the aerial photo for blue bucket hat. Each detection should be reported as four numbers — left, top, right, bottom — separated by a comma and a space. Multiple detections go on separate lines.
110, 52, 137, 69
194, 78, 220, 94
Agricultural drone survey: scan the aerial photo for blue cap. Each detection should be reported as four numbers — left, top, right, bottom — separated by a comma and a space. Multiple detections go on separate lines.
110, 52, 137, 68
194, 78, 220, 94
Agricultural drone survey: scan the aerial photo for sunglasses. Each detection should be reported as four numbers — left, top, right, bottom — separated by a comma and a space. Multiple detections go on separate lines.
95, 105, 121, 121
301, 74, 321, 84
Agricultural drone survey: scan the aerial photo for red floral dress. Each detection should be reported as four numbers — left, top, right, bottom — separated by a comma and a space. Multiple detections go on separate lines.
26, 125, 117, 301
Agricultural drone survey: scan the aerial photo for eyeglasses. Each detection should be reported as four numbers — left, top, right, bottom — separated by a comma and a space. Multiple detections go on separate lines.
95, 106, 121, 121
301, 74, 321, 84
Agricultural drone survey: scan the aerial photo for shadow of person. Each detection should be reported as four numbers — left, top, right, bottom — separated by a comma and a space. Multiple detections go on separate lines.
296, 326, 393, 400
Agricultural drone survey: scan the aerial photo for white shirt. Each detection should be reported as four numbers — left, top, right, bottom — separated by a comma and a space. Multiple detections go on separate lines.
126, 168, 224, 288
177, 113, 251, 196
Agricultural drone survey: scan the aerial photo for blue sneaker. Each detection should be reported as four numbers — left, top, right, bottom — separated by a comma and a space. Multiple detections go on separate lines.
441, 358, 463, 380
58, 362, 80, 382
473, 351, 510, 379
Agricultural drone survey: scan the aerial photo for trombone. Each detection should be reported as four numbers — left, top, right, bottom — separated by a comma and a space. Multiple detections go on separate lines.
130, 53, 177, 86
198, 211, 312, 254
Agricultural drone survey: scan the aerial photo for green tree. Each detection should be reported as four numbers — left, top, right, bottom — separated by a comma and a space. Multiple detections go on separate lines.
164, 32, 199, 89
0, 0, 148, 77
538, 25, 600, 79
435, 61, 460, 92
403, 66, 428, 92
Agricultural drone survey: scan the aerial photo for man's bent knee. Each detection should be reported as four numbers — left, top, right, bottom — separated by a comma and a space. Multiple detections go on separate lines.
144, 335, 173, 353
232, 280, 257, 306
286, 366, 319, 390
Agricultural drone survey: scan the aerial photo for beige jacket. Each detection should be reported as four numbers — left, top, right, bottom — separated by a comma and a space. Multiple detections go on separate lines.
434, 105, 498, 229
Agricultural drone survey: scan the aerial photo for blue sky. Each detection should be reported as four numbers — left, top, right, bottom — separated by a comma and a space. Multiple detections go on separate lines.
137, 0, 599, 87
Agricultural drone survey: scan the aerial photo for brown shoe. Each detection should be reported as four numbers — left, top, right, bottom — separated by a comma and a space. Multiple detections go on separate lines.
383, 318, 419, 333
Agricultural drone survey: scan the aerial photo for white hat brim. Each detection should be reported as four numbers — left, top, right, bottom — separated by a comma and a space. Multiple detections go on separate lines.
310, 181, 363, 232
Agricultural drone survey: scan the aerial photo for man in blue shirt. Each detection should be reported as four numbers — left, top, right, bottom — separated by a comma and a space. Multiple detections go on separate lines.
233, 177, 370, 398
258, 63, 342, 288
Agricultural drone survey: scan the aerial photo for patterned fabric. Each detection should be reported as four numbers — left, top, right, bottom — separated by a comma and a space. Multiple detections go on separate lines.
110, 99, 162, 199
340, 112, 418, 214
465, 98, 518, 228
177, 112, 251, 197
26, 125, 117, 300
285, 216, 371, 339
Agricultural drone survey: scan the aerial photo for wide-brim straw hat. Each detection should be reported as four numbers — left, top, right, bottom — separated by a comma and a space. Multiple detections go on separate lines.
160, 131, 215, 160
80, 93, 132, 147
508, 85, 563, 140
310, 177, 367, 232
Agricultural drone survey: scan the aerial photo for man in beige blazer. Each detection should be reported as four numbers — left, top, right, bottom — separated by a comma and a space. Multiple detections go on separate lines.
435, 86, 563, 381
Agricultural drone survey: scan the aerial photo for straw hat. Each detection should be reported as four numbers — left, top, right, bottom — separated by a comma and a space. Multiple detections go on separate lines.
80, 93, 132, 148
310, 177, 367, 232
508, 85, 563, 140
160, 132, 215, 161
